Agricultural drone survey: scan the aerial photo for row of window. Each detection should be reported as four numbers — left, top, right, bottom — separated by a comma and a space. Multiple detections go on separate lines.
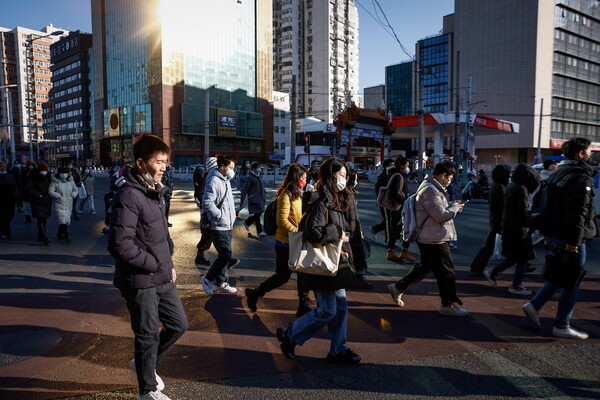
54, 61, 81, 76
33, 59, 50, 67
32, 50, 50, 59
55, 120, 83, 131
55, 108, 83, 120
54, 72, 81, 87
52, 84, 82, 98
54, 97, 82, 110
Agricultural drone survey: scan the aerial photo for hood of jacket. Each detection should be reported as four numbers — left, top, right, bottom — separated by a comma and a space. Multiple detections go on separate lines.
511, 164, 541, 194
121, 166, 166, 200
492, 164, 511, 186
551, 158, 596, 182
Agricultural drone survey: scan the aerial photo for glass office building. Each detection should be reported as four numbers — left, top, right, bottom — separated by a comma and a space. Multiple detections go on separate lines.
386, 61, 414, 117
418, 34, 449, 113
92, 0, 272, 166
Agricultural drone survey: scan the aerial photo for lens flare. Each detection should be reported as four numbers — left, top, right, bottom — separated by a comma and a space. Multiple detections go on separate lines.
380, 317, 392, 333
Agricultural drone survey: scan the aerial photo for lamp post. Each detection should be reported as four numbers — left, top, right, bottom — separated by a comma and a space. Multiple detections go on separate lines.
1, 84, 17, 164
25, 30, 64, 161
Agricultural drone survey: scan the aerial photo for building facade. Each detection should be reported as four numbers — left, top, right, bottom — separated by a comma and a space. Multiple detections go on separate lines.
0, 25, 65, 163
273, 90, 290, 162
46, 31, 93, 166
273, 0, 360, 124
385, 61, 414, 118
363, 84, 385, 110
91, 0, 273, 167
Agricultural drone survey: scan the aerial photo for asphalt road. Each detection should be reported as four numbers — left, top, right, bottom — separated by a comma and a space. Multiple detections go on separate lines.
0, 174, 598, 400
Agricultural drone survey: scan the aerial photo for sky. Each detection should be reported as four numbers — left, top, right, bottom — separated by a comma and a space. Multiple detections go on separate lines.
0, 0, 455, 94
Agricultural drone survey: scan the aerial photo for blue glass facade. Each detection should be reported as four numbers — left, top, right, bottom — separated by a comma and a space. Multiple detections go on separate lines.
419, 34, 449, 113
386, 61, 414, 117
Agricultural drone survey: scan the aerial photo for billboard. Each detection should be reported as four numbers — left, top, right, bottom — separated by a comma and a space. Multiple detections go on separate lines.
217, 109, 237, 137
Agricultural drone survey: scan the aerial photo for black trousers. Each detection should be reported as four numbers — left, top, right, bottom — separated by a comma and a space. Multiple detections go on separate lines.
0, 203, 15, 237
164, 197, 171, 220
395, 242, 459, 306
36, 217, 48, 240
245, 212, 263, 234
385, 208, 409, 251
256, 244, 309, 300
196, 226, 212, 254
372, 206, 386, 235
470, 229, 497, 273
121, 282, 188, 395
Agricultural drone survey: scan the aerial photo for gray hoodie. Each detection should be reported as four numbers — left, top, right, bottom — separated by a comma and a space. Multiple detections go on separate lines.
202, 168, 236, 230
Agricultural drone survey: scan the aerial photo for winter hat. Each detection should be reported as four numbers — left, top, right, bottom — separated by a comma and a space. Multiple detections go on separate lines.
206, 157, 218, 171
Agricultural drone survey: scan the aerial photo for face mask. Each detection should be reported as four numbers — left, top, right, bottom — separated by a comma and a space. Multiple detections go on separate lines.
28, 165, 34, 170
59, 173, 69, 179
85, 169, 90, 174
404, 167, 410, 175
335, 176, 346, 192
67, 165, 73, 169
40, 171, 48, 176
255, 168, 262, 174
245, 163, 250, 168
225, 169, 235, 180
15, 164, 21, 168
298, 180, 307, 190
0, 171, 6, 175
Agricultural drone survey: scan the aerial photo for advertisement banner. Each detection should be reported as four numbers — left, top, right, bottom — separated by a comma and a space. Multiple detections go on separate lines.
217, 109, 237, 137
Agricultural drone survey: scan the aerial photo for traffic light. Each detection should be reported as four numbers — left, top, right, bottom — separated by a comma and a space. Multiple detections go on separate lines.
303, 135, 310, 153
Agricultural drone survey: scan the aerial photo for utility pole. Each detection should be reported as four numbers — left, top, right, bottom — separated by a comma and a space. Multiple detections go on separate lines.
535, 98, 544, 164
290, 74, 296, 163
417, 65, 426, 181
204, 88, 210, 163
462, 75, 472, 184
453, 51, 461, 163
27, 34, 34, 162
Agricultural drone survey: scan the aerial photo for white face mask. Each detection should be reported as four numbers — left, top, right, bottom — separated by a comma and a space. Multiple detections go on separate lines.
40, 171, 48, 176
404, 167, 410, 174
225, 169, 235, 180
245, 163, 250, 168
335, 176, 346, 192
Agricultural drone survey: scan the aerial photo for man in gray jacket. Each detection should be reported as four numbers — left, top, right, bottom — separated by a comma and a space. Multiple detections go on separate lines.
200, 155, 238, 295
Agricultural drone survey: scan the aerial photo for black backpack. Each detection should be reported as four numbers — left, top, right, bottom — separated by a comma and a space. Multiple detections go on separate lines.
527, 179, 560, 231
263, 198, 278, 235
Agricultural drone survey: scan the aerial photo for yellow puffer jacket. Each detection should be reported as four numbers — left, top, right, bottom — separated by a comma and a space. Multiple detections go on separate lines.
275, 191, 303, 243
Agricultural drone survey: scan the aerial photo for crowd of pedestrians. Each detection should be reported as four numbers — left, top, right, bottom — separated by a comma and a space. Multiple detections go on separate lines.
1, 135, 596, 400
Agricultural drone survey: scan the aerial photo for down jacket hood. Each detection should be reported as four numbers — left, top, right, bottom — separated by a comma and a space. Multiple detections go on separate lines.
492, 164, 511, 186
511, 164, 541, 194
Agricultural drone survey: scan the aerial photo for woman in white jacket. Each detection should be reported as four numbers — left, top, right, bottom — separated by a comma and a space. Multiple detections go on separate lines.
48, 167, 78, 242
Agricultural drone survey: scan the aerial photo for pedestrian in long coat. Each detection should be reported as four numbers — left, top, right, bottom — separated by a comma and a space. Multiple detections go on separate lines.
241, 162, 267, 236
0, 161, 18, 238
26, 161, 53, 244
48, 167, 78, 242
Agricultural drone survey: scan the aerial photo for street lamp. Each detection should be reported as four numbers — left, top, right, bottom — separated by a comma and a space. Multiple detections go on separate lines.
1, 83, 18, 164
26, 30, 64, 161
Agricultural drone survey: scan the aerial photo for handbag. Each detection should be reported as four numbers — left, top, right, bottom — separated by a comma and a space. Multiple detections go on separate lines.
376, 173, 402, 211
542, 254, 586, 291
77, 184, 87, 199
200, 185, 228, 230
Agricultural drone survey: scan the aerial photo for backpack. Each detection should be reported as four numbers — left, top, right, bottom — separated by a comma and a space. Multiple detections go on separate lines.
527, 179, 560, 231
401, 183, 433, 243
263, 198, 278, 235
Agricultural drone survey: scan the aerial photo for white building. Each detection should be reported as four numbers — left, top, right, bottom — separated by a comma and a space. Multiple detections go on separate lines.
273, 90, 291, 161
273, 0, 360, 124
0, 25, 65, 161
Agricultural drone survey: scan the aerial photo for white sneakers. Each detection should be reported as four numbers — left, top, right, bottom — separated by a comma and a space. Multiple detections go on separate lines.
522, 302, 540, 327
483, 270, 497, 288
201, 276, 237, 295
439, 303, 469, 317
129, 359, 165, 391
508, 286, 532, 296
552, 326, 588, 340
258, 231, 267, 237
138, 390, 171, 400
387, 283, 404, 307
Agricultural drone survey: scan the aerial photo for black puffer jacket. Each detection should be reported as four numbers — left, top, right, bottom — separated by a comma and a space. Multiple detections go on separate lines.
298, 186, 358, 291
501, 164, 540, 261
108, 167, 172, 290
26, 172, 52, 218
540, 159, 597, 246
488, 164, 511, 234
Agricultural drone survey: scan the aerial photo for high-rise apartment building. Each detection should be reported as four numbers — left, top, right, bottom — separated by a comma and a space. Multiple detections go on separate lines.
273, 0, 360, 124
45, 31, 93, 166
91, 0, 273, 166
273, 90, 290, 161
0, 25, 65, 163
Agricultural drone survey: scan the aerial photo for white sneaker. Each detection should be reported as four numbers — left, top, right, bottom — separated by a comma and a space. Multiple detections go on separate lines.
387, 283, 404, 307
258, 231, 266, 237
200, 275, 215, 296
552, 326, 588, 340
370, 226, 378, 241
137, 390, 171, 400
483, 270, 497, 288
215, 282, 237, 294
522, 302, 540, 327
508, 286, 532, 296
439, 303, 469, 317
129, 359, 165, 391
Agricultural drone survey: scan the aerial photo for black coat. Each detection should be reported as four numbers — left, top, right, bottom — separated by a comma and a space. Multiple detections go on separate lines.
242, 172, 266, 215
540, 159, 597, 246
107, 167, 173, 290
26, 172, 52, 218
0, 172, 18, 205
298, 186, 358, 291
501, 164, 540, 261
488, 164, 511, 234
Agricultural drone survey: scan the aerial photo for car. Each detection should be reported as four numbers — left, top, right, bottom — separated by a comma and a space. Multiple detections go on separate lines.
353, 164, 368, 179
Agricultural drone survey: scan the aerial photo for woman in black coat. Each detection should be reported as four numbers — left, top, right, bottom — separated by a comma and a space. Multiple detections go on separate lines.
276, 158, 361, 365
484, 164, 540, 295
241, 162, 267, 236
25, 161, 53, 244
470, 164, 511, 273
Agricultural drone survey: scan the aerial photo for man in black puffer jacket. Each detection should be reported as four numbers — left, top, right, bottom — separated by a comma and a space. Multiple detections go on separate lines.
108, 134, 188, 400
523, 137, 597, 340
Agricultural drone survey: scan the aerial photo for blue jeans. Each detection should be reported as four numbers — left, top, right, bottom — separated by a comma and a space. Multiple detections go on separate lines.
287, 289, 348, 355
530, 237, 587, 329
205, 229, 232, 285
491, 258, 528, 287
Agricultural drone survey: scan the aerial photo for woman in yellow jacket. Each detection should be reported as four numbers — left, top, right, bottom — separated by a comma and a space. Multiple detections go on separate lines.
246, 163, 312, 317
